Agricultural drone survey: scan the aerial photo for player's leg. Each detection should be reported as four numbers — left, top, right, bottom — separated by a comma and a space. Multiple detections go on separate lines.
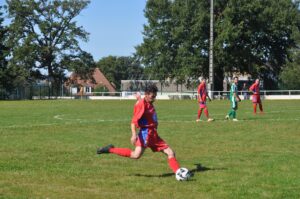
109, 146, 145, 159
252, 95, 257, 114
232, 108, 237, 119
151, 136, 180, 173
129, 146, 145, 159
227, 99, 236, 119
232, 102, 238, 121
226, 109, 232, 119
97, 144, 145, 159
259, 102, 263, 113
197, 108, 203, 120
197, 107, 203, 121
253, 103, 257, 114
204, 107, 214, 122
258, 96, 263, 113
226, 100, 233, 119
204, 107, 209, 118
162, 147, 180, 173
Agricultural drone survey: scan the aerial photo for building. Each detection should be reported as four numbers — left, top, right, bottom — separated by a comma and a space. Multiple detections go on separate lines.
121, 79, 197, 92
67, 68, 116, 95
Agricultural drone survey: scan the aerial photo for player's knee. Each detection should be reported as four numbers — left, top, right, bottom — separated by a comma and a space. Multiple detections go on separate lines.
131, 152, 142, 159
131, 154, 142, 159
164, 148, 175, 158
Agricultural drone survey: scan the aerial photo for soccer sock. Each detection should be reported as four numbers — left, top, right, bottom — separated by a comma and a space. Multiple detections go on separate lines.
204, 108, 209, 118
168, 157, 180, 173
109, 148, 131, 157
253, 104, 257, 114
232, 110, 236, 118
228, 110, 233, 118
197, 109, 203, 119
259, 103, 263, 112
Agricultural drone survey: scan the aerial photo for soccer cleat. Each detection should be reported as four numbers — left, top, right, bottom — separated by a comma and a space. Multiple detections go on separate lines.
232, 118, 238, 122
196, 119, 202, 122
225, 115, 229, 120
207, 118, 214, 122
97, 144, 114, 154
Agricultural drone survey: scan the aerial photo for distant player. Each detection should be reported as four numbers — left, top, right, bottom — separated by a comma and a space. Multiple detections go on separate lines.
97, 84, 189, 176
196, 78, 214, 122
249, 79, 264, 114
225, 77, 241, 121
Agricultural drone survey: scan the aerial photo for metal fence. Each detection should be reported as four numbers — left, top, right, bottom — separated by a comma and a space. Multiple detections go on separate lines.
1, 86, 300, 100
87, 90, 300, 100
0, 85, 72, 100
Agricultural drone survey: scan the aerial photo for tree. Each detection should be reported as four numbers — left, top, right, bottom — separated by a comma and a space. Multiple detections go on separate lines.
171, 0, 210, 87
0, 5, 13, 97
137, 0, 300, 90
214, 0, 300, 89
5, 0, 95, 94
96, 56, 144, 91
135, 0, 174, 85
0, 6, 8, 76
279, 50, 300, 89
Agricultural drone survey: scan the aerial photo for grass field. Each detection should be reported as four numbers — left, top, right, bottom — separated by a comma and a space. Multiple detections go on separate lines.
1, 99, 300, 199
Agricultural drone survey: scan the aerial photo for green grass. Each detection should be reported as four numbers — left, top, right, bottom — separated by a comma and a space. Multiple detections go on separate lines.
0, 99, 300, 199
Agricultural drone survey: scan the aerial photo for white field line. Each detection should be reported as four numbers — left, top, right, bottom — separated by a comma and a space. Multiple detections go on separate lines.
53, 113, 300, 123
1, 109, 299, 129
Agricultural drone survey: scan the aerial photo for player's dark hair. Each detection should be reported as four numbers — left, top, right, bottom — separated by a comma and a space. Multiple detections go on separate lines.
145, 84, 158, 94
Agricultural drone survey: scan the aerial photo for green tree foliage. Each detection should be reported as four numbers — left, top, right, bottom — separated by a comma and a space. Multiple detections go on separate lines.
135, 0, 174, 84
215, 0, 300, 89
137, 0, 300, 90
0, 6, 8, 80
0, 5, 15, 96
171, 0, 210, 86
5, 0, 95, 91
96, 56, 144, 91
279, 49, 300, 89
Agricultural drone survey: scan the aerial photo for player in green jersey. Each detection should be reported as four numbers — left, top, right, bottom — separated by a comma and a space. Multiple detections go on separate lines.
226, 77, 241, 121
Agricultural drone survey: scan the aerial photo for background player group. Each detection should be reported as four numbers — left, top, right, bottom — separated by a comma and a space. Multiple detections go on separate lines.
197, 77, 264, 122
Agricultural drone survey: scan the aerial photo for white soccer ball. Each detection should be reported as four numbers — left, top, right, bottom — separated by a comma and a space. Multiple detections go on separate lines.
175, 168, 191, 181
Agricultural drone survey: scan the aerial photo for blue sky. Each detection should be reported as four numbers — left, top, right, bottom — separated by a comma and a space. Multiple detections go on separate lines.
76, 0, 147, 61
0, 0, 148, 61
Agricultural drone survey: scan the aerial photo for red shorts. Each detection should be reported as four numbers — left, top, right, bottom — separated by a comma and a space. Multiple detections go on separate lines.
199, 101, 207, 109
252, 95, 261, 103
135, 131, 169, 152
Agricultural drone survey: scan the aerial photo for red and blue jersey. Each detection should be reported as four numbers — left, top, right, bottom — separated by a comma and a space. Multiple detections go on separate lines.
197, 83, 207, 103
131, 99, 158, 147
250, 83, 260, 95
250, 83, 262, 103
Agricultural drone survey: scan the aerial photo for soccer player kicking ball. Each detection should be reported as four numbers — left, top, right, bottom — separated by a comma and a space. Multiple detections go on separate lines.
97, 84, 190, 177
225, 77, 241, 121
249, 79, 264, 114
196, 78, 214, 122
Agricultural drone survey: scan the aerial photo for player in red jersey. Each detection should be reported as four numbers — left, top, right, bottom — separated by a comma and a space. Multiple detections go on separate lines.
97, 84, 188, 175
249, 79, 264, 114
196, 78, 214, 122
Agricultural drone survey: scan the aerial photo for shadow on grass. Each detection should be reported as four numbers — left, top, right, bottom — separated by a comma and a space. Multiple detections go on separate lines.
131, 163, 227, 178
